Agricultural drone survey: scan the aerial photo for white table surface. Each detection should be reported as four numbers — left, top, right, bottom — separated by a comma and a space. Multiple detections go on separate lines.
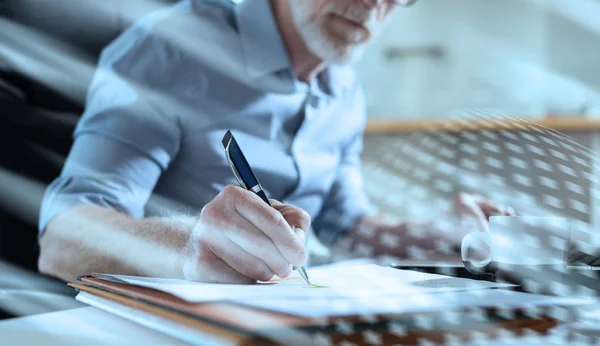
0, 306, 191, 346
1, 304, 594, 346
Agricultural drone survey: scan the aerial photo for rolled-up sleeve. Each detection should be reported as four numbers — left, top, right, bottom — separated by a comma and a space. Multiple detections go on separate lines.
312, 88, 378, 246
39, 28, 182, 235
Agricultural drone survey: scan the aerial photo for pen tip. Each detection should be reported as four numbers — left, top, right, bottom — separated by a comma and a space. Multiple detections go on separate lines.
298, 268, 310, 284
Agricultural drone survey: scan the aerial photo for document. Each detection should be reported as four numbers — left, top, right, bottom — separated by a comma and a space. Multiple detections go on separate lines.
88, 264, 596, 319
240, 289, 593, 318
98, 264, 515, 303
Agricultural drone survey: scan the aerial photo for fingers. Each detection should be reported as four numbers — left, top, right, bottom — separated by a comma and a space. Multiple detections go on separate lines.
221, 216, 294, 278
455, 193, 485, 218
470, 195, 517, 218
254, 205, 307, 267
205, 234, 277, 282
197, 186, 308, 279
220, 186, 307, 267
270, 199, 311, 240
475, 198, 503, 218
456, 193, 517, 219
454, 193, 489, 232
198, 199, 289, 280
183, 246, 256, 284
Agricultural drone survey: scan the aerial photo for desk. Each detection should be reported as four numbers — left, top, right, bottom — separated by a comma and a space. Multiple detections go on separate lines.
4, 297, 600, 345
0, 305, 582, 346
0, 290, 84, 319
2, 258, 599, 345
0, 307, 191, 346
0, 261, 83, 319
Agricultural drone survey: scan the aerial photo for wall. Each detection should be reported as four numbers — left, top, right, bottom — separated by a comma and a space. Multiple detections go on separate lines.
353, 0, 600, 120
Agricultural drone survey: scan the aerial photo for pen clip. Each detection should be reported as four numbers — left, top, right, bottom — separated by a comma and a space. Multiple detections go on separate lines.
224, 138, 247, 189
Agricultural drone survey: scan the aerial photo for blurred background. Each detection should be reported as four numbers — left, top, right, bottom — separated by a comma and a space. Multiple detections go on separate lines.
1, 0, 600, 321
356, 0, 600, 118
353, 0, 600, 240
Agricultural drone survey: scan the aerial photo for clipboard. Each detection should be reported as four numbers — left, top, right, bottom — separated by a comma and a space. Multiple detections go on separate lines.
389, 262, 497, 282
67, 274, 575, 346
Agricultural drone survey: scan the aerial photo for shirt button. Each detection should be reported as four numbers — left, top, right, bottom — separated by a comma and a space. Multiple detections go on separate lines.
309, 94, 319, 108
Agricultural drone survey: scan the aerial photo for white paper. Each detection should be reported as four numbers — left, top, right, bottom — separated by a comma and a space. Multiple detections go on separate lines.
239, 289, 593, 318
100, 264, 515, 303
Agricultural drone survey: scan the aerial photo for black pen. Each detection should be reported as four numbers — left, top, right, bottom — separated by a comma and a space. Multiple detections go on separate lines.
221, 130, 311, 284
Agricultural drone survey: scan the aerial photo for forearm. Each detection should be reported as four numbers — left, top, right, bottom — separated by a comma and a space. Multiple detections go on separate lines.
38, 205, 196, 282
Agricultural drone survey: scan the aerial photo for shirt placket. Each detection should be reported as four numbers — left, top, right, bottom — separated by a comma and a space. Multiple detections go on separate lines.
285, 77, 329, 207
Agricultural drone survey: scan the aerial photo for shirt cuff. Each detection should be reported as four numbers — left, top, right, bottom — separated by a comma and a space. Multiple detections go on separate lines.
38, 177, 142, 237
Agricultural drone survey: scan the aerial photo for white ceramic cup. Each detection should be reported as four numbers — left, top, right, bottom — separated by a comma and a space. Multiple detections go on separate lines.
461, 216, 571, 275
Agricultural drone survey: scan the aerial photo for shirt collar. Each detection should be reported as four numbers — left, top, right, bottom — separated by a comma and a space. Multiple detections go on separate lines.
233, 0, 353, 97
234, 0, 291, 79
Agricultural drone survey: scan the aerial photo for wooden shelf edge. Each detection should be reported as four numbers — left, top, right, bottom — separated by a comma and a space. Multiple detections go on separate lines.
365, 117, 600, 134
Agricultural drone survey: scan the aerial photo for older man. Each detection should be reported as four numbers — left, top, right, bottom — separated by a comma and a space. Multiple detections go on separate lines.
38, 0, 512, 284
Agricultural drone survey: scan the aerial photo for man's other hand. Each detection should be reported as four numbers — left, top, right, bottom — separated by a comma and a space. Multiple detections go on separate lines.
452, 192, 516, 233
182, 185, 311, 284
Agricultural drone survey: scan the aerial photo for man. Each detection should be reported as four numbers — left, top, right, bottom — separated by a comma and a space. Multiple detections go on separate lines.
38, 0, 513, 284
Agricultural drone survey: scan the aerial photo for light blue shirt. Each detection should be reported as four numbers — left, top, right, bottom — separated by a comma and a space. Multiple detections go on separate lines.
39, 0, 377, 246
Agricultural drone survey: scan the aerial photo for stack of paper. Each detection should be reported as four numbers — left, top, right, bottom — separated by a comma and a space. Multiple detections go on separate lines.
94, 264, 521, 317
70, 263, 595, 345
102, 265, 512, 297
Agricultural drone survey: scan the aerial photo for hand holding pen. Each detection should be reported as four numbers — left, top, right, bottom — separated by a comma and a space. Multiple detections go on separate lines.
182, 183, 311, 284
222, 130, 311, 284
180, 130, 311, 284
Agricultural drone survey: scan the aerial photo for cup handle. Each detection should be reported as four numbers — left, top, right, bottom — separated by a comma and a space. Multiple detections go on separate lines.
461, 232, 495, 275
